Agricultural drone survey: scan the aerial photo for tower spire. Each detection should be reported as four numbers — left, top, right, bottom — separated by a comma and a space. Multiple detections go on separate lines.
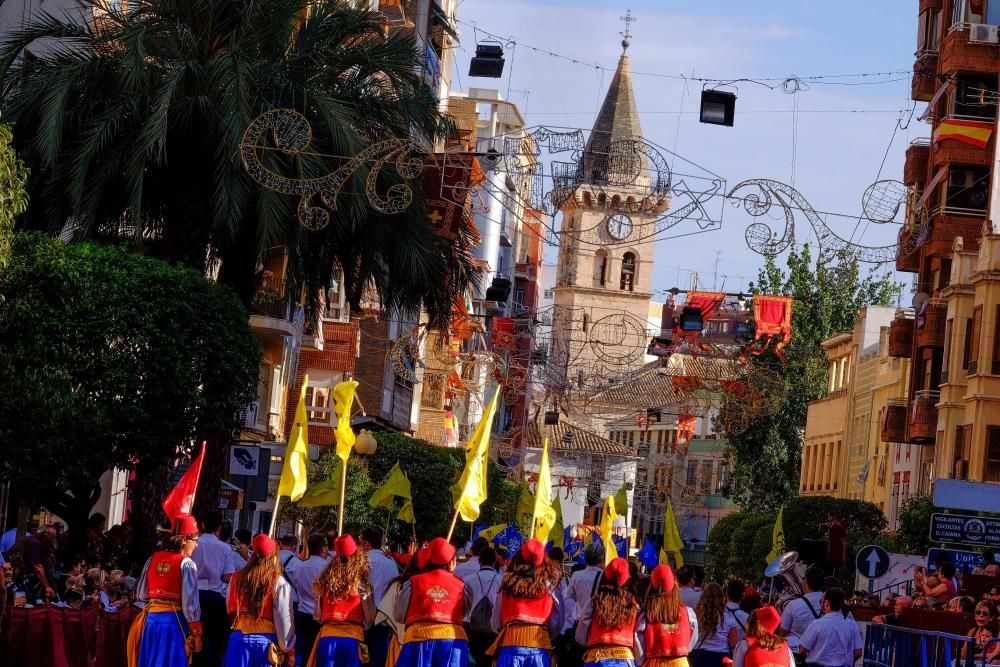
620, 9, 636, 52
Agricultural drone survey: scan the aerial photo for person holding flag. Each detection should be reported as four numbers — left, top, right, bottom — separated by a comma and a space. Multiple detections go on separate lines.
574, 557, 642, 666
308, 535, 376, 667
486, 539, 564, 667
393, 537, 474, 667
223, 533, 296, 667
128, 514, 203, 667
636, 565, 699, 667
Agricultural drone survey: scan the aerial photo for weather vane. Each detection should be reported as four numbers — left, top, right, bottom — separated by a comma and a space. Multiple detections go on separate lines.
620, 9, 635, 50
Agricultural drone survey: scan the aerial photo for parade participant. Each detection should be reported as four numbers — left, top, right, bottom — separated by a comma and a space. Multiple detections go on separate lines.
308, 535, 376, 667
725, 580, 749, 642
292, 534, 329, 665
454, 537, 489, 581
677, 567, 701, 610
575, 557, 641, 666
567, 543, 606, 623
690, 583, 737, 667
128, 514, 202, 667
465, 546, 502, 664
797, 589, 861, 667
636, 564, 698, 667
778, 567, 824, 658
193, 510, 237, 667
393, 537, 474, 667
379, 551, 427, 667
730, 606, 794, 667
487, 539, 564, 667
360, 526, 400, 667
223, 534, 295, 667
278, 535, 300, 610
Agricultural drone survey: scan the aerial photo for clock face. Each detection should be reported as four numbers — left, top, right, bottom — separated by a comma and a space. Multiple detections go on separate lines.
606, 214, 633, 240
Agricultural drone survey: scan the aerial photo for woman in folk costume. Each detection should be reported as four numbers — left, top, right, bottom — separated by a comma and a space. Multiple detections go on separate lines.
636, 565, 699, 667
223, 534, 296, 667
308, 535, 376, 667
487, 539, 564, 667
129, 514, 203, 667
378, 548, 430, 667
728, 607, 794, 667
393, 537, 474, 667
574, 557, 642, 667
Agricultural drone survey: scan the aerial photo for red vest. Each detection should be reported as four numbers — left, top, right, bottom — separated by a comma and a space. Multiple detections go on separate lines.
500, 591, 553, 626
644, 608, 693, 658
147, 552, 185, 603
227, 572, 274, 620
587, 608, 638, 648
405, 569, 465, 625
320, 592, 364, 625
743, 638, 791, 667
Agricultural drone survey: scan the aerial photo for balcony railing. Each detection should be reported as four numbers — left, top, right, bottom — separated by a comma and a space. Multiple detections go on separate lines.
881, 398, 908, 443
249, 276, 290, 320
908, 390, 940, 443
916, 299, 947, 348
888, 313, 915, 357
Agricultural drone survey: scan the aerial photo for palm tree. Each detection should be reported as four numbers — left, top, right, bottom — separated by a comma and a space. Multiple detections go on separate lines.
0, 0, 477, 325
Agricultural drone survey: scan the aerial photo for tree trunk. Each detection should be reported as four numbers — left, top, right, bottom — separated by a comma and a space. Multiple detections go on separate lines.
42, 481, 100, 559
216, 220, 259, 307
128, 463, 171, 562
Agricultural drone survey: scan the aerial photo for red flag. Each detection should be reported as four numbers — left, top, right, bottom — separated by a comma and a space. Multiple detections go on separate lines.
162, 442, 206, 527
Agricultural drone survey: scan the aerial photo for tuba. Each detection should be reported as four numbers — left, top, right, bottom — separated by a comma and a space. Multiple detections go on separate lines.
765, 551, 805, 610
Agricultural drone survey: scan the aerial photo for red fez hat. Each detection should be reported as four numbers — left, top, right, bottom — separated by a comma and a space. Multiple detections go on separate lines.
428, 537, 456, 566
756, 605, 782, 634
252, 533, 277, 558
520, 539, 545, 566
336, 535, 358, 558
173, 514, 199, 537
603, 557, 630, 587
651, 564, 676, 592
415, 547, 431, 570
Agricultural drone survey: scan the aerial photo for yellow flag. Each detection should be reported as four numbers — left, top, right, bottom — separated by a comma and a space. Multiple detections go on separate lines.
369, 462, 412, 509
516, 482, 534, 527
766, 506, 786, 563
297, 461, 344, 508
661, 497, 685, 567
452, 390, 500, 522
600, 495, 618, 565
550, 496, 564, 548
532, 439, 557, 543
398, 500, 416, 524
277, 377, 310, 501
478, 523, 508, 543
333, 379, 358, 462
614, 476, 629, 519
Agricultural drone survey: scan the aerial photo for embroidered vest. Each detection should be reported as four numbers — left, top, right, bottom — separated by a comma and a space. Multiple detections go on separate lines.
147, 552, 185, 603
744, 637, 791, 667
500, 590, 553, 626
320, 592, 364, 625
644, 608, 693, 658
405, 569, 465, 625
587, 608, 638, 648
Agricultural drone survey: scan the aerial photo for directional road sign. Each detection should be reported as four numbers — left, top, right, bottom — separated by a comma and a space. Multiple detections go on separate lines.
856, 544, 890, 580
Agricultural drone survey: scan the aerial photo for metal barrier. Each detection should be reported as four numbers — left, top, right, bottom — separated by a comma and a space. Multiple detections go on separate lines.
980, 637, 1000, 666
864, 623, 976, 667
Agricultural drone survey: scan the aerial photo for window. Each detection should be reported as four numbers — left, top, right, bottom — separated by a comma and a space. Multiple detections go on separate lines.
993, 305, 1000, 374
594, 249, 608, 287
943, 318, 953, 377
987, 426, 1000, 482
970, 305, 984, 371
954, 425, 969, 479
686, 460, 697, 487
324, 270, 348, 321
543, 288, 554, 300
946, 167, 989, 213
707, 320, 729, 334
305, 371, 345, 425
716, 461, 730, 494
582, 313, 589, 333
951, 74, 998, 120
917, 8, 940, 52
620, 252, 636, 291
513, 290, 525, 310
701, 460, 714, 493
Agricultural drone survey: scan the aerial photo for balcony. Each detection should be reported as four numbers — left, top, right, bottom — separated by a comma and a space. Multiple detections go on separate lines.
931, 135, 993, 169
908, 389, 940, 443
896, 226, 922, 273
916, 299, 947, 348
923, 210, 987, 257
888, 313, 915, 357
912, 54, 938, 101
249, 276, 295, 338
904, 139, 930, 186
514, 261, 539, 281
881, 398, 908, 443
939, 23, 1000, 76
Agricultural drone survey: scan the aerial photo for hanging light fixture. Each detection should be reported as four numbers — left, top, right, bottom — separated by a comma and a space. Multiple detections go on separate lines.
355, 429, 378, 456
700, 88, 737, 127
469, 42, 505, 78
678, 306, 704, 332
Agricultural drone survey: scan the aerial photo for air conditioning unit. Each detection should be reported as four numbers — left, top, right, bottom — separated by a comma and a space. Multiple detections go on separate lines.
969, 23, 999, 43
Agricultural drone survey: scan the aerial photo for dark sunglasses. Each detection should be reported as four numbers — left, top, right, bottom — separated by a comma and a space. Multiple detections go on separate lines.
976, 610, 992, 617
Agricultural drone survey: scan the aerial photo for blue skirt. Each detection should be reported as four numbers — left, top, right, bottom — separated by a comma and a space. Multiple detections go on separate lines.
138, 610, 189, 667
396, 638, 470, 667
223, 631, 279, 667
311, 635, 362, 667
496, 645, 550, 667
584, 661, 634, 667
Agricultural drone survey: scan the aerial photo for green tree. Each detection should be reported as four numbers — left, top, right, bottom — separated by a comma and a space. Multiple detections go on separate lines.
895, 494, 935, 555
0, 0, 476, 326
0, 233, 259, 550
0, 118, 27, 270
720, 246, 899, 510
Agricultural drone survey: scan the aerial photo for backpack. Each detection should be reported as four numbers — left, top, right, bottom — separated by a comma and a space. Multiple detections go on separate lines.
469, 571, 497, 636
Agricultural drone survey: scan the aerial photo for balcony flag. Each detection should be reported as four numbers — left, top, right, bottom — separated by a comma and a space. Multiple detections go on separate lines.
934, 118, 993, 149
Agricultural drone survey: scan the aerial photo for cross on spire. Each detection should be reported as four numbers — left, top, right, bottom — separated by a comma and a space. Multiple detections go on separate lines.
619, 9, 636, 51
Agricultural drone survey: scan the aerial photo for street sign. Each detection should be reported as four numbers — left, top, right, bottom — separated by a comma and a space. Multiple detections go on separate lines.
927, 548, 986, 575
930, 513, 1000, 548
228, 445, 261, 476
856, 544, 890, 580
934, 479, 1000, 514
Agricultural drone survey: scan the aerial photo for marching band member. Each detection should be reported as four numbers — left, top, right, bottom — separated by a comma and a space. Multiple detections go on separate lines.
575, 557, 642, 667
128, 514, 202, 667
308, 535, 376, 667
394, 537, 474, 667
637, 565, 698, 667
730, 607, 795, 667
487, 539, 564, 667
223, 534, 296, 667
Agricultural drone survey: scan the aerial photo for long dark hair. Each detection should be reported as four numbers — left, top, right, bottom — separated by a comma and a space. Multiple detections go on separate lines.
501, 550, 561, 599
234, 552, 280, 618
644, 585, 681, 625
696, 582, 726, 637
592, 575, 637, 628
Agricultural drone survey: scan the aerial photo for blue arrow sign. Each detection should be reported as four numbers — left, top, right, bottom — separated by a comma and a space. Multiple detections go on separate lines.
856, 544, 890, 579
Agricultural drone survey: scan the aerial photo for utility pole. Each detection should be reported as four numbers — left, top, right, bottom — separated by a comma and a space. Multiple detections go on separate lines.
712, 251, 721, 290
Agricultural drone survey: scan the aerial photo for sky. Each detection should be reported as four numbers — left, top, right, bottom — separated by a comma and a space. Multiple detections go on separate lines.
449, 0, 922, 299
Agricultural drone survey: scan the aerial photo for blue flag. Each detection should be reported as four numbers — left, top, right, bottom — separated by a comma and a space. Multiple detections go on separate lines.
493, 524, 524, 557
636, 537, 659, 568
612, 534, 628, 558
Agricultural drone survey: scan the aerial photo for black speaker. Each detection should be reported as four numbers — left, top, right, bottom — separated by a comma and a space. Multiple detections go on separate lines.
469, 44, 505, 78
700, 89, 737, 127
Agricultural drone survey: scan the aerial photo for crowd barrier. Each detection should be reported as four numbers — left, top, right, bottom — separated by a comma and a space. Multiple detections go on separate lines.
864, 623, 977, 667
1, 606, 138, 667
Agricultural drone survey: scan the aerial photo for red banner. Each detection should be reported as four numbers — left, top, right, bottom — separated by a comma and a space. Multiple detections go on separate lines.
424, 154, 484, 240
491, 317, 515, 349
751, 295, 793, 360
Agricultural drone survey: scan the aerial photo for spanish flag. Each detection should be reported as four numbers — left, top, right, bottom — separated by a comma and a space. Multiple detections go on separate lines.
934, 118, 993, 149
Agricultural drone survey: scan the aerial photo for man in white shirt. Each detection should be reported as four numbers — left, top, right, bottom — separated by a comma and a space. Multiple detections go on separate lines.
454, 536, 489, 581
565, 542, 605, 623
677, 565, 702, 609
464, 546, 502, 621
291, 533, 328, 666
779, 566, 825, 654
191, 511, 235, 667
725, 579, 750, 641
360, 526, 400, 667
277, 535, 300, 608
799, 588, 862, 667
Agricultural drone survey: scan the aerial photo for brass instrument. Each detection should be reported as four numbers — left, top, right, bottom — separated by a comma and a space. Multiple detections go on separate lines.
765, 551, 806, 610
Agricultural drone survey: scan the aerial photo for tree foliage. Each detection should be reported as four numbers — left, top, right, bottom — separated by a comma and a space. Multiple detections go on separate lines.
0, 0, 477, 326
281, 432, 519, 546
0, 118, 27, 270
0, 233, 259, 543
719, 247, 900, 510
894, 494, 935, 555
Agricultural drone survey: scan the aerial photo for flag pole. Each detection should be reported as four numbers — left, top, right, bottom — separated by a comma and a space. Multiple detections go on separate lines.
336, 456, 348, 535
269, 496, 282, 537
446, 508, 460, 542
